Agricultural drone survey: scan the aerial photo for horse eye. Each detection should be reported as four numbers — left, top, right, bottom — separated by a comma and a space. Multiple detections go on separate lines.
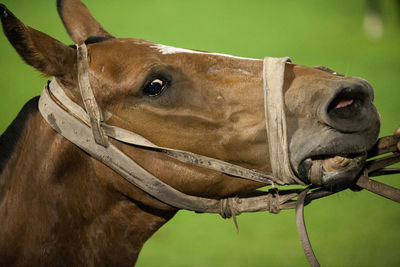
143, 78, 167, 97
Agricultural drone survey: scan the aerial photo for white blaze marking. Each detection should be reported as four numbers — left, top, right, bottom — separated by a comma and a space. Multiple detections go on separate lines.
151, 44, 260, 61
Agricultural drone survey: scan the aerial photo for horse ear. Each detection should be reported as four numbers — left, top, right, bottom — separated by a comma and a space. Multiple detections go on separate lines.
57, 0, 114, 44
0, 4, 76, 83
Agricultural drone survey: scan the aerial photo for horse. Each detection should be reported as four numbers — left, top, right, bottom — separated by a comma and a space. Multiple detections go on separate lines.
0, 0, 384, 266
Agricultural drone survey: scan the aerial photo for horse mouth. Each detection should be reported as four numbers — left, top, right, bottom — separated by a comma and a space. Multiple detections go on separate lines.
297, 153, 367, 189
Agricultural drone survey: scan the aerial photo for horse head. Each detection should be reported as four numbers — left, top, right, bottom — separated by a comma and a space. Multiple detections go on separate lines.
0, 0, 380, 201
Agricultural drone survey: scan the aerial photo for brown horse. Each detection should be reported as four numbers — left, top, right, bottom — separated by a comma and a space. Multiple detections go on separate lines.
0, 0, 381, 266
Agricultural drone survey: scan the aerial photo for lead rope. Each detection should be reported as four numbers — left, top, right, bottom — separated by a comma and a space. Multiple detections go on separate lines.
296, 189, 320, 267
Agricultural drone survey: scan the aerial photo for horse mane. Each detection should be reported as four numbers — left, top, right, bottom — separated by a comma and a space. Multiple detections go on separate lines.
0, 96, 39, 174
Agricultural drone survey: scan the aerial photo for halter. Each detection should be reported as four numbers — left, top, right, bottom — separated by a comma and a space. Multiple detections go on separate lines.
38, 43, 400, 267
39, 44, 302, 213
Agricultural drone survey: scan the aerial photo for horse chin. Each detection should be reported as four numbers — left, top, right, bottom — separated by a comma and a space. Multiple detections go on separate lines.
297, 153, 367, 190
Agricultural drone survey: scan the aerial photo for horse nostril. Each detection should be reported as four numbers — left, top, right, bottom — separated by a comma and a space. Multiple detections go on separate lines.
321, 81, 375, 133
327, 88, 366, 120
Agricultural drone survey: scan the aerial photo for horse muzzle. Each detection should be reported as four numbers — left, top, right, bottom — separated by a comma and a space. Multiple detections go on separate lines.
294, 77, 381, 189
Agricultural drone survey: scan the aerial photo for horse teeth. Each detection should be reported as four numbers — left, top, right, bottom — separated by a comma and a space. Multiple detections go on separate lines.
322, 156, 351, 172
333, 156, 344, 164
333, 156, 350, 167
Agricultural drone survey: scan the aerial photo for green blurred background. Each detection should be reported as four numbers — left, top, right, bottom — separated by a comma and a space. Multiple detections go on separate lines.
0, 0, 399, 266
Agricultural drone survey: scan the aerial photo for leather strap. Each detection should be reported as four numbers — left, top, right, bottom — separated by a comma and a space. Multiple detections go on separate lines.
296, 189, 320, 267
356, 172, 400, 203
263, 57, 305, 185
76, 44, 108, 147
355, 135, 400, 203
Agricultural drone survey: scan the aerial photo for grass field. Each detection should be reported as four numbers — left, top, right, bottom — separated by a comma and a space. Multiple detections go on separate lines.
0, 0, 399, 266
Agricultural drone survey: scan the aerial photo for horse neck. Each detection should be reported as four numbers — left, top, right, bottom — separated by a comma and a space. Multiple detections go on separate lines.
0, 101, 176, 266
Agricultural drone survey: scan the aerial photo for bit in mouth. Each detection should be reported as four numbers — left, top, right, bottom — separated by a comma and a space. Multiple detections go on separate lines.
298, 153, 367, 189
